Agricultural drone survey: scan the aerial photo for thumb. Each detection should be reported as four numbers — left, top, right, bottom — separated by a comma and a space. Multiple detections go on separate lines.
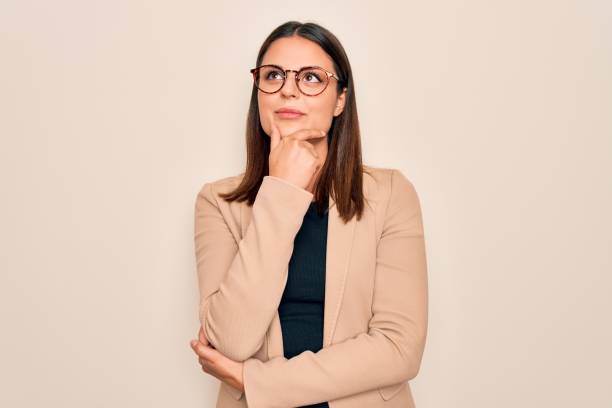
199, 326, 209, 345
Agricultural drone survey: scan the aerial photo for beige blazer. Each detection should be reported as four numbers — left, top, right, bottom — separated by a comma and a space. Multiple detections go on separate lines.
194, 165, 428, 408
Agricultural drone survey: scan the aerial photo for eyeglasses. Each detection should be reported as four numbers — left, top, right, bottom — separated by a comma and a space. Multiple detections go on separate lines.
250, 64, 341, 96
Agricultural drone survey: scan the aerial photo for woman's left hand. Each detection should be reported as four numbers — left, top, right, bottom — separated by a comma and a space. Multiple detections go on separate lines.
190, 326, 245, 392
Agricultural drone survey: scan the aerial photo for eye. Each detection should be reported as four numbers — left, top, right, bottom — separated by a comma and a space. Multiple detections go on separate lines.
302, 70, 323, 83
265, 69, 284, 80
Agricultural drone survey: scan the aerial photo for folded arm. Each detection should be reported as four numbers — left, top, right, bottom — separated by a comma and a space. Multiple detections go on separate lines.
242, 169, 429, 408
194, 175, 314, 361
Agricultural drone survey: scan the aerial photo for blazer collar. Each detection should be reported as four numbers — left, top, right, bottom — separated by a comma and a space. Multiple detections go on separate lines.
239, 174, 374, 359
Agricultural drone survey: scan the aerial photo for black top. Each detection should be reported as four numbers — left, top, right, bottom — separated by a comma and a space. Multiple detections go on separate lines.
278, 198, 330, 408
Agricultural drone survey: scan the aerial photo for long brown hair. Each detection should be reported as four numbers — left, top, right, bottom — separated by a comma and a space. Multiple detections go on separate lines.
219, 20, 369, 223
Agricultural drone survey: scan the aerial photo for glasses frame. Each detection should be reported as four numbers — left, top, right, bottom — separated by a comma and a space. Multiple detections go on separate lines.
250, 64, 341, 96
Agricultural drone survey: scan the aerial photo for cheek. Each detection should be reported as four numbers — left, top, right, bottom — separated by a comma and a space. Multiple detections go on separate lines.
305, 99, 335, 128
320, 94, 339, 118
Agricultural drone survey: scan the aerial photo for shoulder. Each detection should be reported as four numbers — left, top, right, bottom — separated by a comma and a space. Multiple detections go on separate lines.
362, 164, 419, 202
195, 171, 245, 206
363, 166, 424, 238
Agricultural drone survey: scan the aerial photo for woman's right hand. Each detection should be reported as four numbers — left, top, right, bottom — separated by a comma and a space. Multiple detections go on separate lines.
268, 118, 327, 192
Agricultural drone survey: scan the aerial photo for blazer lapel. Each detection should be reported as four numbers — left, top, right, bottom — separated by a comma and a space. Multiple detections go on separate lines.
322, 193, 357, 347
238, 179, 365, 359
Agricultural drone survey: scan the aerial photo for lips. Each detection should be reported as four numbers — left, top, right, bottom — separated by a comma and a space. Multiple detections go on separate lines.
276, 107, 304, 115
275, 107, 305, 119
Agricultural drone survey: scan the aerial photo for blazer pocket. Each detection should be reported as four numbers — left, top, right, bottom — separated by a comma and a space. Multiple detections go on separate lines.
378, 381, 406, 401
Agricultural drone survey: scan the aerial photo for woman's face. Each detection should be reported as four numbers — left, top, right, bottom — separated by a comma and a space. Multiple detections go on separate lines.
257, 36, 347, 139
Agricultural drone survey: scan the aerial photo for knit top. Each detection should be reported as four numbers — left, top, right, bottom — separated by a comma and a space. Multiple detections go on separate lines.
278, 197, 330, 408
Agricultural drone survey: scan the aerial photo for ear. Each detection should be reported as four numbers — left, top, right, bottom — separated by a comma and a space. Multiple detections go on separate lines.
333, 87, 347, 117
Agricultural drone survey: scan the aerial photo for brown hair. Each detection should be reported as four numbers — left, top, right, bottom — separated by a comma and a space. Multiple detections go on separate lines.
218, 20, 370, 223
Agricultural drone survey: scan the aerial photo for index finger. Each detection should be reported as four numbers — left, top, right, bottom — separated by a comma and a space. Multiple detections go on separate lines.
286, 128, 327, 141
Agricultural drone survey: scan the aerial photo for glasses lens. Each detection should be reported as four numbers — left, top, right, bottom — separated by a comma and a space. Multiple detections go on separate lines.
298, 68, 328, 95
254, 66, 285, 93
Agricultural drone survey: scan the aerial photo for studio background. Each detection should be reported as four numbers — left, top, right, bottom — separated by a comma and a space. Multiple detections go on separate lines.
1, 1, 610, 407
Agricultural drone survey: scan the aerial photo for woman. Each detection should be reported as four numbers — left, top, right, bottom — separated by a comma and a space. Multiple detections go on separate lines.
189, 21, 428, 408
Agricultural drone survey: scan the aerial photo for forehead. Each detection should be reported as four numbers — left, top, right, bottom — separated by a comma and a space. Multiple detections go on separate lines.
261, 36, 335, 72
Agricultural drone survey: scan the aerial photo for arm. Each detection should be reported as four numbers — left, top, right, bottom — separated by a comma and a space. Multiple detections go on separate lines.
194, 175, 314, 361
242, 169, 429, 408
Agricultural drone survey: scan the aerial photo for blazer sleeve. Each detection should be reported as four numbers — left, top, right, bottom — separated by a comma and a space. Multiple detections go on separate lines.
242, 169, 429, 408
194, 175, 314, 361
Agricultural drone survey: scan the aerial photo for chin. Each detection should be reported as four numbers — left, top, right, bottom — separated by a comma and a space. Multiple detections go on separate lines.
278, 122, 303, 137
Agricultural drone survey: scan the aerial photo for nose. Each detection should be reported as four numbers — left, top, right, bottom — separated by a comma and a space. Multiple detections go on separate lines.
279, 71, 299, 98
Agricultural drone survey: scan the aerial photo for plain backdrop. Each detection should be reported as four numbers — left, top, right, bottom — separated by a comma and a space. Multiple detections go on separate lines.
1, 1, 610, 407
